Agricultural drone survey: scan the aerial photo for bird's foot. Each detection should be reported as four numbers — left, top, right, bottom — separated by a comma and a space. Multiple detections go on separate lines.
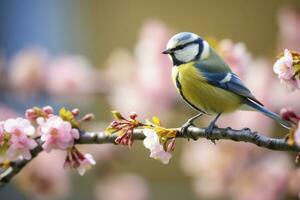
181, 113, 204, 140
205, 123, 217, 144
205, 113, 222, 144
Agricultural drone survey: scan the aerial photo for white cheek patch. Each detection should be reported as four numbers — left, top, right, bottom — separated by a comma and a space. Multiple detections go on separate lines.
174, 43, 199, 63
200, 41, 210, 60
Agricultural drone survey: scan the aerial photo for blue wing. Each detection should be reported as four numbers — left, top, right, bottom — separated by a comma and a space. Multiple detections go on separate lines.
201, 71, 263, 106
194, 48, 263, 105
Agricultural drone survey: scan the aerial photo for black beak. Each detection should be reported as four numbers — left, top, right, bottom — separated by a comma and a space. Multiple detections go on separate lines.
162, 49, 172, 54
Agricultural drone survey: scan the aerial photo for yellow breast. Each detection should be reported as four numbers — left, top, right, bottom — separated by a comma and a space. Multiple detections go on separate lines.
172, 62, 242, 114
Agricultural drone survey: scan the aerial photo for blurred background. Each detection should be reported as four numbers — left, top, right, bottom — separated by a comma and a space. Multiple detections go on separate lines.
1, 0, 300, 199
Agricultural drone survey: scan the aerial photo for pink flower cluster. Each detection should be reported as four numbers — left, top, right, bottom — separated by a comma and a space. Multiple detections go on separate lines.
37, 116, 79, 152
25, 106, 80, 152
0, 106, 95, 176
273, 49, 300, 91
0, 118, 37, 161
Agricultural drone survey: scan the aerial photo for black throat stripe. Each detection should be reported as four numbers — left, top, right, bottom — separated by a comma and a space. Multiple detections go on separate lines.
175, 73, 206, 114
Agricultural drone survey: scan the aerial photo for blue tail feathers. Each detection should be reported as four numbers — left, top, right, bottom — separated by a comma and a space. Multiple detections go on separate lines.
245, 99, 291, 129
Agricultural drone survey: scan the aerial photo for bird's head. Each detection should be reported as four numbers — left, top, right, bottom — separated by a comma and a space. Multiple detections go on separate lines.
162, 32, 210, 66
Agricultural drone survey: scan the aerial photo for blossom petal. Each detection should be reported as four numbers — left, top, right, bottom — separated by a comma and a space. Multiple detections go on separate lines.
143, 129, 172, 164
4, 119, 17, 132
295, 123, 300, 147
284, 49, 293, 65
143, 129, 159, 149
38, 115, 78, 152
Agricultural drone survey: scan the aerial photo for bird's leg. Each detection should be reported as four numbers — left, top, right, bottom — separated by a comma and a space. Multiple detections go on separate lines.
205, 113, 222, 144
181, 113, 204, 140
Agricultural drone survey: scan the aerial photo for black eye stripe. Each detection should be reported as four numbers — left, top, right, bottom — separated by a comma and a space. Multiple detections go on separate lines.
171, 39, 202, 52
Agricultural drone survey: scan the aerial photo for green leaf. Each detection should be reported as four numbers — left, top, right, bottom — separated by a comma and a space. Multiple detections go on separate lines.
59, 107, 74, 121
152, 116, 161, 126
111, 111, 125, 120
104, 126, 117, 134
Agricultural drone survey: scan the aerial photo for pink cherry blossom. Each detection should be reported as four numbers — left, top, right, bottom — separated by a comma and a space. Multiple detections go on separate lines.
64, 147, 96, 175
38, 116, 79, 152
3, 118, 37, 160
4, 118, 35, 136
143, 129, 172, 164
274, 49, 293, 79
273, 49, 299, 91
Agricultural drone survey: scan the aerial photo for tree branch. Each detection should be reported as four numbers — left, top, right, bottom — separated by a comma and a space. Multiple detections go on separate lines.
0, 125, 298, 187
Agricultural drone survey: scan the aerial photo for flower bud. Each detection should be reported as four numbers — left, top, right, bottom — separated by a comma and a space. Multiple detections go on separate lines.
71, 108, 80, 116
43, 106, 54, 115
130, 112, 137, 120
81, 113, 94, 122
25, 109, 38, 121
167, 138, 176, 152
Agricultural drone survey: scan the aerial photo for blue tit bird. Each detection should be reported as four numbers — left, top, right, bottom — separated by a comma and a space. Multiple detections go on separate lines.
162, 32, 291, 136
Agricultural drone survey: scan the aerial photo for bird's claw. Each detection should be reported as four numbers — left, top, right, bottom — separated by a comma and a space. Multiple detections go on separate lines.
205, 123, 217, 144
181, 113, 203, 140
181, 123, 197, 140
205, 113, 222, 145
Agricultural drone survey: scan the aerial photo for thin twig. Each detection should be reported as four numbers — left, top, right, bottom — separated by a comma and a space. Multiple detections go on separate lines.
0, 125, 298, 187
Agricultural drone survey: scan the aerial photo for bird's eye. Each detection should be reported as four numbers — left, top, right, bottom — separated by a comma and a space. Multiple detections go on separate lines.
174, 40, 199, 51
173, 45, 185, 51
